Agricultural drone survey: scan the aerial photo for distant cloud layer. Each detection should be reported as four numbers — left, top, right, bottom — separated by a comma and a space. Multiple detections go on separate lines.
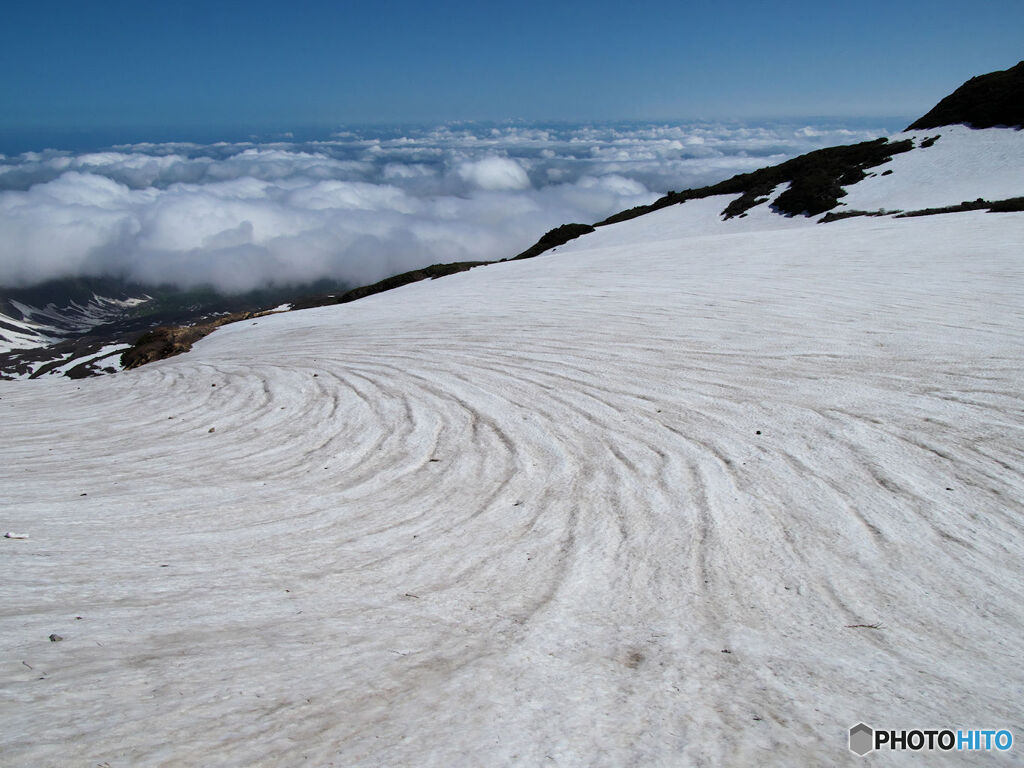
0, 121, 888, 292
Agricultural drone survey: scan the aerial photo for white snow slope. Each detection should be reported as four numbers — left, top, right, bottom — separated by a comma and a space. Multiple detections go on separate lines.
1, 129, 1023, 766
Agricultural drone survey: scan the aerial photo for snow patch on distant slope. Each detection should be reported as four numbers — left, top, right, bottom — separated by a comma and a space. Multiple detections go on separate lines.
21, 343, 132, 379
839, 126, 1024, 212
0, 315, 61, 350
0, 293, 149, 353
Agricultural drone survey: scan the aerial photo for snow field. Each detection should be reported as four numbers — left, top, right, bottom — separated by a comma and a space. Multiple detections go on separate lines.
2, 206, 1023, 765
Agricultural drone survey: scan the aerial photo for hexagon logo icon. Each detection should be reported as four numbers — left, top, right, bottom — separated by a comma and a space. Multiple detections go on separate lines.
849, 722, 874, 756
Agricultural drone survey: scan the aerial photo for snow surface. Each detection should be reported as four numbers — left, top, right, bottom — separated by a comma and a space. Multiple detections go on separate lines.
0, 307, 61, 351
44, 343, 132, 378
1, 343, 131, 381
2, 198, 1023, 765
840, 127, 1024, 212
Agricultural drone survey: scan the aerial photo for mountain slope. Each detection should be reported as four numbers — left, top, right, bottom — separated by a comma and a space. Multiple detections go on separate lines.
908, 59, 1024, 130
12, 62, 1023, 380
0, 277, 353, 378
0, 278, 151, 352
3, 156, 1024, 766
2, 65, 1024, 765
114, 123, 1018, 374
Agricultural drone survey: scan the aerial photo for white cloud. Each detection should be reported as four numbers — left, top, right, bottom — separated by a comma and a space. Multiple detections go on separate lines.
0, 120, 893, 292
456, 156, 531, 191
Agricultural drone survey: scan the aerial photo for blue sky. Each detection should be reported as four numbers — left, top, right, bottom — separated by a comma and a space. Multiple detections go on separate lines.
1, 0, 1022, 129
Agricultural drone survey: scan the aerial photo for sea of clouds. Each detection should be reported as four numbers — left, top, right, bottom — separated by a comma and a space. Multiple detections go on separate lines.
0, 121, 894, 293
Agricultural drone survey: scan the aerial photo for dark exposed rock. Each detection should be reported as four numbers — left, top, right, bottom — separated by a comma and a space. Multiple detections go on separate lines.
596, 138, 914, 225
908, 61, 1024, 130
818, 209, 898, 224
895, 196, 1024, 218
895, 198, 992, 218
818, 196, 1024, 223
289, 261, 486, 312
336, 261, 486, 303
509, 223, 596, 261
120, 327, 198, 370
988, 196, 1024, 212
120, 312, 254, 370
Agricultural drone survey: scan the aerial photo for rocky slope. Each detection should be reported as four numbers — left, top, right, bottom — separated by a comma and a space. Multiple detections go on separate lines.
908, 59, 1024, 130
